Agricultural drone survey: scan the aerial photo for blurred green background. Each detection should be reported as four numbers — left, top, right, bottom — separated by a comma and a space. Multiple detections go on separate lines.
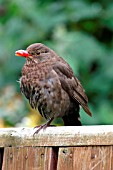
0, 0, 113, 127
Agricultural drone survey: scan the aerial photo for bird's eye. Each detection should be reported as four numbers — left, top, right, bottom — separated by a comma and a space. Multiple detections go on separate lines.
44, 50, 49, 53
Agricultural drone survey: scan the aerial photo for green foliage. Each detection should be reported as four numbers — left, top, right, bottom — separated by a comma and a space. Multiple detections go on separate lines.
0, 0, 113, 126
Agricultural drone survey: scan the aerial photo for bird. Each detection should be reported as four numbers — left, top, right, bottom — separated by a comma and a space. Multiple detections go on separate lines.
15, 43, 92, 133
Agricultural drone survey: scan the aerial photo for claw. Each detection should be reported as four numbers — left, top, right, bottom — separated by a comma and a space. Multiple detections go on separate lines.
33, 117, 54, 135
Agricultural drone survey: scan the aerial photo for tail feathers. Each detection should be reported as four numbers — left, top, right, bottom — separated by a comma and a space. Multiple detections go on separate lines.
82, 105, 92, 117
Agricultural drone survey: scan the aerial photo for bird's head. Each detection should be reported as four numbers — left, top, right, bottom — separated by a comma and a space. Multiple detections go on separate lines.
15, 43, 55, 62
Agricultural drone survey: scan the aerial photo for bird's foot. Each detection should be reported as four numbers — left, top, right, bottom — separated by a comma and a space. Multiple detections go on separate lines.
33, 117, 54, 135
33, 124, 48, 135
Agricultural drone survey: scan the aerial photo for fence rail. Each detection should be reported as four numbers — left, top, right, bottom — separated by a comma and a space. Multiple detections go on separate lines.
0, 126, 113, 170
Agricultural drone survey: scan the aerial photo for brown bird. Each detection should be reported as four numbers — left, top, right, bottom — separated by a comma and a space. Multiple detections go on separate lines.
15, 43, 92, 133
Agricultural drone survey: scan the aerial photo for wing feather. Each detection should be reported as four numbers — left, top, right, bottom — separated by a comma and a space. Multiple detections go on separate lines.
53, 62, 92, 116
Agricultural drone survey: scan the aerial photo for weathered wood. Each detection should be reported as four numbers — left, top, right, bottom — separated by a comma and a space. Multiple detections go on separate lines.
57, 147, 74, 170
57, 146, 113, 170
57, 147, 91, 170
44, 147, 58, 170
0, 126, 113, 147
2, 146, 58, 170
73, 147, 91, 169
2, 146, 113, 170
1, 126, 113, 170
91, 146, 113, 170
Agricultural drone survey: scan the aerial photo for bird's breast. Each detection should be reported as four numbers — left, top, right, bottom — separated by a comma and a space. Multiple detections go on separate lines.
20, 67, 70, 119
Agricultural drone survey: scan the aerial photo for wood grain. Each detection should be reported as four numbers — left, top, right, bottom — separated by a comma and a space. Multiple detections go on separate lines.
90, 146, 113, 170
0, 126, 113, 147
2, 147, 58, 170
57, 146, 113, 170
57, 147, 91, 170
1, 126, 113, 169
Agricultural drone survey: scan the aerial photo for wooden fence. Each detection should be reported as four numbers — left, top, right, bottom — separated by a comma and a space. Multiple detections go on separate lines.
0, 126, 113, 170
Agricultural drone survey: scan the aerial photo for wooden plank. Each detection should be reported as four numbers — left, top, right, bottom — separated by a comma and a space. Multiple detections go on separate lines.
0, 126, 113, 147
57, 146, 113, 170
91, 146, 113, 170
73, 147, 91, 170
57, 147, 91, 170
57, 147, 74, 170
2, 146, 58, 170
44, 147, 58, 170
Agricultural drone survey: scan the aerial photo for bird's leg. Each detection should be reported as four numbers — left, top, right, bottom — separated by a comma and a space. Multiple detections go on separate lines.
33, 117, 54, 135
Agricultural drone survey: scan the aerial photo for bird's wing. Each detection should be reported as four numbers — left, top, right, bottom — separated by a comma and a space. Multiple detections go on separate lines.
53, 62, 92, 116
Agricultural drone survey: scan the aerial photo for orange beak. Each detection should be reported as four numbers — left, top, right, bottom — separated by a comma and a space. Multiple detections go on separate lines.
15, 50, 29, 58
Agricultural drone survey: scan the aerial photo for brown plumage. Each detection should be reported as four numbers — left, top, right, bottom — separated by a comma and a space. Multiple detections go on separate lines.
15, 43, 92, 133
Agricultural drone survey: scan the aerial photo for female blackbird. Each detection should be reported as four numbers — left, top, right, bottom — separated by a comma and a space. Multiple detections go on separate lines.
15, 43, 92, 133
